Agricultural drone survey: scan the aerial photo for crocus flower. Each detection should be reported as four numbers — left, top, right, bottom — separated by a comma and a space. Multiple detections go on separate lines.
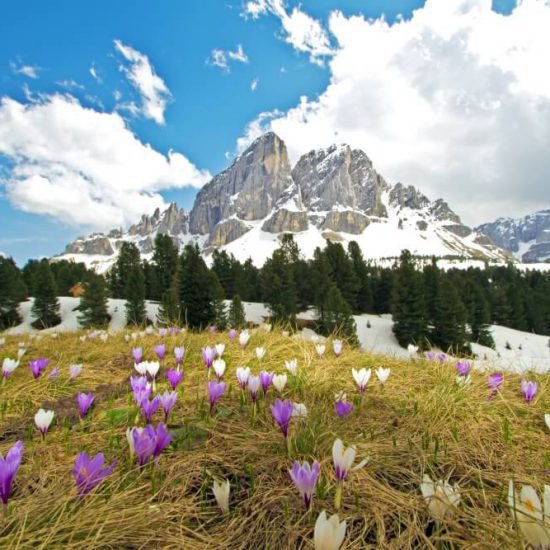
314, 510, 347, 550
420, 474, 461, 521
545, 414, 550, 432
375, 367, 390, 385
228, 329, 237, 340
272, 373, 287, 393
333, 340, 343, 357
455, 375, 472, 387
158, 328, 168, 337
140, 396, 160, 422
521, 380, 538, 403
332, 439, 368, 482
255, 347, 266, 360
352, 368, 371, 393
236, 366, 250, 390
77, 392, 95, 419
126, 427, 143, 457
130, 376, 151, 404
213, 359, 226, 380
289, 460, 320, 509
292, 403, 308, 418
29, 358, 49, 379
2, 358, 18, 378
508, 480, 550, 548
202, 346, 216, 369
134, 361, 148, 376
208, 380, 226, 412
408, 344, 419, 357
0, 441, 23, 511
154, 344, 166, 361
73, 452, 116, 497
132, 425, 156, 466
424, 351, 436, 361
455, 361, 471, 377
153, 423, 173, 461
270, 399, 294, 438
248, 375, 261, 402
166, 368, 184, 391
215, 343, 225, 358
132, 347, 143, 364
34, 409, 54, 439
69, 364, 82, 380
145, 361, 160, 391
174, 346, 185, 366
48, 367, 60, 381
335, 400, 353, 418
159, 391, 177, 422
285, 359, 298, 376
315, 344, 326, 357
488, 372, 503, 391
438, 353, 447, 363
17, 348, 26, 360
213, 479, 230, 514
259, 370, 274, 396
239, 330, 250, 349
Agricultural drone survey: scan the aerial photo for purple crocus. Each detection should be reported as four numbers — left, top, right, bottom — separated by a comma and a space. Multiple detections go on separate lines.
166, 368, 184, 390
335, 400, 353, 418
76, 392, 95, 419
140, 396, 160, 422
488, 372, 503, 391
73, 452, 116, 497
521, 380, 538, 403
259, 370, 274, 396
228, 329, 237, 340
456, 361, 471, 377
438, 352, 447, 363
132, 347, 143, 364
202, 346, 216, 369
0, 440, 23, 513
248, 375, 261, 402
29, 358, 49, 379
208, 380, 226, 412
424, 351, 436, 361
154, 344, 166, 361
48, 367, 60, 381
158, 328, 168, 337
159, 391, 178, 422
69, 364, 82, 380
174, 346, 185, 366
130, 376, 151, 404
153, 423, 173, 461
132, 425, 156, 466
288, 460, 320, 509
270, 399, 294, 438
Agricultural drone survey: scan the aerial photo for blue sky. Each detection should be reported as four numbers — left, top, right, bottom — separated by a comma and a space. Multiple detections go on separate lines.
0, 0, 539, 265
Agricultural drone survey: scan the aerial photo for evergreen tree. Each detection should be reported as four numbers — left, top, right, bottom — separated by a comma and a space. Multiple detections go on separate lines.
466, 282, 494, 347
152, 234, 179, 300
210, 270, 227, 330
31, 259, 61, 329
423, 257, 441, 325
391, 250, 427, 348
321, 284, 358, 345
142, 259, 161, 301
109, 242, 142, 298
77, 273, 110, 328
348, 241, 373, 313
178, 244, 215, 329
324, 241, 359, 310
228, 294, 246, 329
157, 271, 181, 326
125, 266, 147, 326
373, 269, 394, 313
22, 259, 41, 296
0, 257, 27, 330
310, 247, 334, 327
212, 249, 235, 298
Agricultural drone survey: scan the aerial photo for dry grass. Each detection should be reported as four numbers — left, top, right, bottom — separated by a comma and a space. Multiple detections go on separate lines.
0, 328, 549, 549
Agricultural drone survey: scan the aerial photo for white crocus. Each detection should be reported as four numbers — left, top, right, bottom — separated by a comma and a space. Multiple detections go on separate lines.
292, 403, 308, 418
420, 475, 461, 521
236, 366, 250, 389
79, 335, 87, 343
2, 358, 19, 377
255, 347, 266, 360
0, 337, 5, 346
239, 329, 250, 348
134, 362, 148, 376
407, 344, 419, 357
315, 344, 326, 357
145, 361, 160, 379
332, 439, 369, 482
145, 326, 154, 335
332, 340, 343, 357
34, 409, 55, 438
508, 481, 550, 548
17, 348, 26, 360
285, 359, 298, 376
215, 343, 225, 358
314, 510, 346, 550
212, 479, 230, 514
272, 373, 288, 393
545, 414, 550, 432
69, 364, 82, 380
352, 368, 371, 393
213, 359, 226, 379
375, 367, 391, 385
455, 375, 472, 387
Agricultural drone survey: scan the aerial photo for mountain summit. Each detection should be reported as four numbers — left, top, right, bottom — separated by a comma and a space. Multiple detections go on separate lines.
58, 132, 508, 271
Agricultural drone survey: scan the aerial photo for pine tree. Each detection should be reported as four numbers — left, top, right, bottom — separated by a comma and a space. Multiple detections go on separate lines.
178, 244, 215, 329
348, 241, 373, 313
31, 259, 61, 329
77, 273, 110, 328
109, 242, 142, 298
125, 266, 147, 326
228, 294, 246, 329
321, 284, 358, 345
391, 250, 427, 348
210, 270, 227, 330
153, 234, 179, 300
311, 247, 333, 327
324, 241, 359, 310
0, 257, 27, 330
423, 257, 441, 325
467, 282, 494, 348
157, 271, 181, 326
432, 278, 469, 353
373, 269, 394, 313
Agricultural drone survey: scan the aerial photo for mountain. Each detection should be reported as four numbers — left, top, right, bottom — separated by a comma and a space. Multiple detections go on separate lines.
57, 132, 509, 272
476, 210, 550, 262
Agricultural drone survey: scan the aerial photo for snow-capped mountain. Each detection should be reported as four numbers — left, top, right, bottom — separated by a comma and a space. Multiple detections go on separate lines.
476, 210, 550, 262
57, 132, 509, 272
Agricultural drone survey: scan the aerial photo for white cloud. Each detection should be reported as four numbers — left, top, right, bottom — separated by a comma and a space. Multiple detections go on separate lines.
114, 40, 172, 125
89, 64, 102, 83
56, 80, 84, 91
243, 0, 332, 64
0, 94, 210, 231
251, 77, 259, 91
240, 0, 550, 224
209, 44, 249, 72
10, 61, 40, 79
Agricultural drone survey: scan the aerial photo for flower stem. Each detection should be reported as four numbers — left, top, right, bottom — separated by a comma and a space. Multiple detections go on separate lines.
334, 483, 343, 511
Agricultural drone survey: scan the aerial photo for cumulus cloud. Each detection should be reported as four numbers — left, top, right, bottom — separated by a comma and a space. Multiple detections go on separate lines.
240, 0, 550, 224
209, 44, 249, 72
114, 40, 172, 125
0, 94, 210, 231
243, 0, 332, 64
10, 61, 41, 79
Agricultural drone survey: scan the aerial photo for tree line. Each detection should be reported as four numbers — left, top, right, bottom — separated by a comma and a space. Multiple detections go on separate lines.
1, 234, 550, 352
